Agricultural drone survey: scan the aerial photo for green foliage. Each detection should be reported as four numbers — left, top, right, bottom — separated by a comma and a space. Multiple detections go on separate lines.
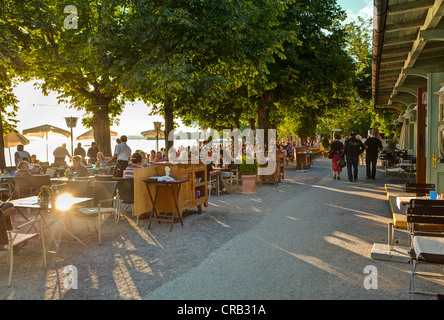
239, 156, 258, 175
321, 136, 330, 149
0, 0, 389, 159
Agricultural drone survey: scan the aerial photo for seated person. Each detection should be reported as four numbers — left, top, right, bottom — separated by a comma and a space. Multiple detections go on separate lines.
0, 201, 16, 238
95, 152, 108, 167
30, 154, 41, 170
206, 152, 227, 193
123, 153, 143, 178
148, 150, 156, 163
153, 151, 167, 163
14, 160, 33, 178
71, 155, 89, 177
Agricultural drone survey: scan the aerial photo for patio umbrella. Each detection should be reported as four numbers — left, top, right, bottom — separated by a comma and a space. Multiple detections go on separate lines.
77, 129, 118, 140
22, 124, 71, 162
141, 129, 165, 152
141, 129, 165, 139
3, 132, 30, 166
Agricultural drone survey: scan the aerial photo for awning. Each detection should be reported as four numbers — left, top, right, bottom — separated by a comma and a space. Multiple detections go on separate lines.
372, 0, 444, 109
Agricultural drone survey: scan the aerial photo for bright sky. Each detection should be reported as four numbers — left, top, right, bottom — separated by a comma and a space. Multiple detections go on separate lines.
10, 0, 373, 139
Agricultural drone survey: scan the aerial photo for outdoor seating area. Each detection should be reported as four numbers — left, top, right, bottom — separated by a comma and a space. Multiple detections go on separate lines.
380, 151, 416, 184
371, 180, 444, 298
5, 0, 444, 304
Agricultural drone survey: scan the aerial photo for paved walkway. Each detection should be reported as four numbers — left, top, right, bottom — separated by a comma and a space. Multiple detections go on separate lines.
1, 157, 443, 300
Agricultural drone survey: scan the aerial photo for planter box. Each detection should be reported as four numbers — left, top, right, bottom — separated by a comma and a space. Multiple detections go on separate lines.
241, 174, 256, 194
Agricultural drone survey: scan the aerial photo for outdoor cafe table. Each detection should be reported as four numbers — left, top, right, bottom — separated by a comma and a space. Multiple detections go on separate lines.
50, 176, 95, 183
396, 196, 427, 212
143, 177, 189, 232
10, 195, 93, 250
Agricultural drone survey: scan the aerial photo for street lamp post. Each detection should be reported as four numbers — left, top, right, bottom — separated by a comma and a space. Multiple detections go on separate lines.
153, 121, 162, 152
65, 116, 78, 156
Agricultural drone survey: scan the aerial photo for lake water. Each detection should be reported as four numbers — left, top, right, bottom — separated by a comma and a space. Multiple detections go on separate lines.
5, 136, 201, 167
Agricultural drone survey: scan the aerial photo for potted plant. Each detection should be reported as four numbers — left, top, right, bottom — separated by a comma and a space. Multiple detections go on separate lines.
38, 185, 52, 204
321, 136, 330, 157
239, 156, 258, 194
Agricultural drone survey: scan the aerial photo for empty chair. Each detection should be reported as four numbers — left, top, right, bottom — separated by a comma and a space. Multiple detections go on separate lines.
117, 178, 134, 217
45, 168, 57, 178
404, 183, 435, 196
13, 177, 36, 198
0, 209, 46, 287
58, 180, 90, 198
30, 175, 51, 190
75, 181, 121, 244
94, 175, 115, 181
407, 199, 444, 297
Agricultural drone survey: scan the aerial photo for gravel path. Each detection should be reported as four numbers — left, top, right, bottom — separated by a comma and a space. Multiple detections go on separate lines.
1, 158, 442, 300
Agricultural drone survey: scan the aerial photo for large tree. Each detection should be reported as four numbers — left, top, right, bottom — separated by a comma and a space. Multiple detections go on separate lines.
8, 0, 134, 156
0, 0, 29, 167
173, 0, 356, 144
119, 0, 292, 150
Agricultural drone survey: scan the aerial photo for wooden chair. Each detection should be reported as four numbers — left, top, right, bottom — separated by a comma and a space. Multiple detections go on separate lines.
387, 183, 436, 250
407, 199, 444, 298
0, 209, 46, 287
405, 183, 435, 196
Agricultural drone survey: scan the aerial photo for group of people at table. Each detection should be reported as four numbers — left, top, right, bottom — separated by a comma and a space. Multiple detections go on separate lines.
13, 135, 170, 181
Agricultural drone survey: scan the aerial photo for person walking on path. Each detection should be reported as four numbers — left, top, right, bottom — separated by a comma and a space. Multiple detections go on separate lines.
343, 132, 365, 182
364, 130, 383, 180
110, 135, 131, 177
329, 133, 344, 180
357, 135, 365, 165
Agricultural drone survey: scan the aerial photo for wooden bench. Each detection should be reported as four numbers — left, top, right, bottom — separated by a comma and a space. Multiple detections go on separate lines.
405, 183, 436, 196
407, 199, 444, 298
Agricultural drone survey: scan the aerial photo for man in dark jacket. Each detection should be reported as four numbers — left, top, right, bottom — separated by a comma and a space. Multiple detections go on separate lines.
364, 130, 383, 180
343, 132, 365, 182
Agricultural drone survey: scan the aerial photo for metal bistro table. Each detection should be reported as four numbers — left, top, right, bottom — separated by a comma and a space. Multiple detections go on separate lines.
10, 196, 93, 250
143, 177, 189, 232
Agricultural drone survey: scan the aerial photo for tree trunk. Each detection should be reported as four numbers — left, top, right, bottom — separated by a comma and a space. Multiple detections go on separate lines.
249, 118, 255, 131
257, 91, 273, 150
93, 103, 112, 157
0, 113, 6, 169
164, 96, 174, 154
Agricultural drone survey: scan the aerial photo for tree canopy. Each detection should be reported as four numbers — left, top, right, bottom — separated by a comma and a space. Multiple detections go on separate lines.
0, 0, 394, 160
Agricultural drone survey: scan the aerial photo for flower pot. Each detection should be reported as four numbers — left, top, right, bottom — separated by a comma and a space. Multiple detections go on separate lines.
241, 174, 256, 194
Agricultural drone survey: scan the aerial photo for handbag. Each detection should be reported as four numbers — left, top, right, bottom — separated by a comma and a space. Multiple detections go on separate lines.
328, 150, 333, 159
338, 157, 346, 168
